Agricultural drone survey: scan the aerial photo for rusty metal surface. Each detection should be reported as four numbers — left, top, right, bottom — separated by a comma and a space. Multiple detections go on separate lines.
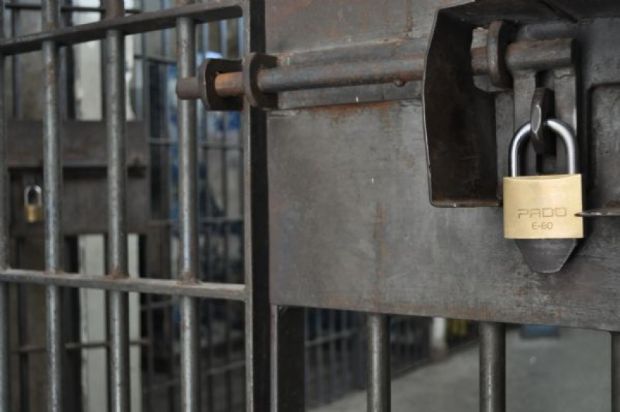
0, 1, 242, 55
268, 98, 620, 331
266, 0, 620, 331
6, 120, 147, 169
7, 121, 148, 234
265, 0, 434, 110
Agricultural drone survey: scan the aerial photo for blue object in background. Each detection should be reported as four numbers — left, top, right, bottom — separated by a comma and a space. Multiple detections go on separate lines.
520, 324, 560, 338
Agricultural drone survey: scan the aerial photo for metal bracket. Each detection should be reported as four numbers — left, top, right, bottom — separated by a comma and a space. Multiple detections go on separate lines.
423, 1, 579, 208
423, 11, 498, 207
243, 52, 278, 109
487, 20, 516, 89
176, 50, 425, 111
176, 58, 242, 111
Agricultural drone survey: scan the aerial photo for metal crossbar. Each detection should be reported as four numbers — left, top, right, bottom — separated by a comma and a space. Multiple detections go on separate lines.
0, 1, 242, 55
0, 269, 246, 300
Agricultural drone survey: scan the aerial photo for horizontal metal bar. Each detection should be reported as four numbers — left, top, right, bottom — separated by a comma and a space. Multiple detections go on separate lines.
5, 3, 141, 14
213, 55, 423, 98
471, 38, 573, 75
199, 38, 573, 100
260, 56, 423, 93
0, 0, 242, 55
0, 269, 246, 301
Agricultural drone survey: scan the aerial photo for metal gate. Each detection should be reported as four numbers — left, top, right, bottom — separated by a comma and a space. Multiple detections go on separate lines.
1, 0, 620, 411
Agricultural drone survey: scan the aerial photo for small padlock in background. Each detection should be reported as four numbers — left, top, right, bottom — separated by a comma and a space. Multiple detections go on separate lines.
24, 185, 43, 224
503, 119, 583, 240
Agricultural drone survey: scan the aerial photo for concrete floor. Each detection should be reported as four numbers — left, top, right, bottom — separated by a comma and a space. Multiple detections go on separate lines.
316, 328, 611, 412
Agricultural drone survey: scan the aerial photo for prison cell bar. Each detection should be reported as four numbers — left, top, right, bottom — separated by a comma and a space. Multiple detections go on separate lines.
197, 20, 216, 410
41, 0, 63, 408
480, 322, 506, 412
368, 314, 390, 412
0, 0, 8, 408
242, 1, 274, 411
0, 269, 245, 299
0, 0, 247, 410
0, 0, 242, 55
105, 0, 130, 409
176, 2, 200, 410
0, 3, 592, 412
218, 18, 238, 411
5, 2, 141, 14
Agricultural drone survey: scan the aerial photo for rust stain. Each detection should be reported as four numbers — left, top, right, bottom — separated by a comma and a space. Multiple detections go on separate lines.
309, 100, 395, 124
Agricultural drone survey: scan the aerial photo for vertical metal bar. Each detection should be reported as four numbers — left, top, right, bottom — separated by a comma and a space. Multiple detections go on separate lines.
237, 16, 244, 60
367, 313, 390, 412
104, 0, 129, 409
176, 6, 199, 411
144, 295, 154, 411
612, 332, 620, 412
219, 19, 234, 411
0, 0, 9, 408
479, 322, 506, 412
9, 0, 19, 118
270, 306, 305, 412
167, 301, 176, 411
42, 0, 62, 408
140, 5, 153, 407
201, 25, 215, 409
17, 280, 27, 411
243, 1, 272, 410
206, 301, 215, 410
201, 20, 215, 405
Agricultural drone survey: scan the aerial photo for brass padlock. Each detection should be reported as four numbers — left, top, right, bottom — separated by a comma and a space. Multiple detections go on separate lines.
503, 119, 583, 239
24, 185, 43, 224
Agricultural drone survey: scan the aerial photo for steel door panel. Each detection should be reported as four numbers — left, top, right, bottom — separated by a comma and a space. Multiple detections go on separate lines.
268, 96, 620, 331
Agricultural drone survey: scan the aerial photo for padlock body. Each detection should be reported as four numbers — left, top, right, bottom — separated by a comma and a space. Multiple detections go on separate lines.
503, 174, 583, 239
24, 205, 43, 223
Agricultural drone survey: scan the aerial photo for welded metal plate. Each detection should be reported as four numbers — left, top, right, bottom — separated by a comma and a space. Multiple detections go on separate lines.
266, 0, 620, 331
269, 98, 620, 331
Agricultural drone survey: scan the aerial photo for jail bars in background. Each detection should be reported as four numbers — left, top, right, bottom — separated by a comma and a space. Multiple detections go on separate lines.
0, 1, 481, 411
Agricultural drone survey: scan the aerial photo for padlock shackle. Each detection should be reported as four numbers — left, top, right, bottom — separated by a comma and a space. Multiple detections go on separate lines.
509, 118, 578, 177
23, 184, 42, 205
